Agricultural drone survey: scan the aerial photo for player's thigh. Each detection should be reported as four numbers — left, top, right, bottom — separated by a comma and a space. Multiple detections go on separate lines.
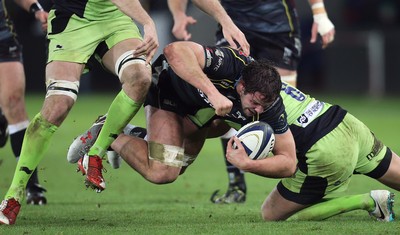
0, 62, 27, 121
100, 20, 144, 76
261, 186, 307, 221
0, 62, 25, 101
145, 105, 184, 147
281, 118, 360, 204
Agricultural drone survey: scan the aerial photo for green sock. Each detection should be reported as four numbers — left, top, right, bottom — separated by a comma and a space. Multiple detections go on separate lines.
88, 90, 142, 157
5, 113, 57, 201
287, 193, 375, 221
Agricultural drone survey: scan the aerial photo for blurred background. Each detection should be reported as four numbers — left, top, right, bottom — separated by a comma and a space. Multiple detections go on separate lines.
6, 0, 400, 97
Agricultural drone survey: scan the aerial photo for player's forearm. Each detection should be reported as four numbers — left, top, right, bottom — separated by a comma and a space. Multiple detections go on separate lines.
168, 0, 189, 20
190, 0, 233, 27
164, 42, 220, 99
14, 0, 43, 13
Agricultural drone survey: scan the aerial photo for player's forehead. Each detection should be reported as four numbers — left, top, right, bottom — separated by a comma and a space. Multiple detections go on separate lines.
249, 92, 274, 109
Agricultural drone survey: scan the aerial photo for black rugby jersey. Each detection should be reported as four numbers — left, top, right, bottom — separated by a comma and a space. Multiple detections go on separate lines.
157, 46, 289, 135
0, 1, 15, 41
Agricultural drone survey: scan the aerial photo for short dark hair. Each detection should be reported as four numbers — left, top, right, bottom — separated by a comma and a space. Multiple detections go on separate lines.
241, 60, 282, 104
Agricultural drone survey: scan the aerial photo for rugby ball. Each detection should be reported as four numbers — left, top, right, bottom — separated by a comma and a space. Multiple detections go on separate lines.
235, 121, 275, 160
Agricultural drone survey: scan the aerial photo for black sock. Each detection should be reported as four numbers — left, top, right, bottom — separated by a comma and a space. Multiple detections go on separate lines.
221, 138, 246, 193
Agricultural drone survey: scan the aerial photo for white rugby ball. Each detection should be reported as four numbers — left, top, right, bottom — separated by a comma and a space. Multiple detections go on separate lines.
235, 121, 275, 160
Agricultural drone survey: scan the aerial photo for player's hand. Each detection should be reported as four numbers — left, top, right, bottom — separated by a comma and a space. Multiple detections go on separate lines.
221, 24, 250, 56
208, 93, 233, 116
226, 137, 251, 170
172, 14, 197, 41
134, 24, 159, 64
35, 10, 48, 32
310, 15, 335, 49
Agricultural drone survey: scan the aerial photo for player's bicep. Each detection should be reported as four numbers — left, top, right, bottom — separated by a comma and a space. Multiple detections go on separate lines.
272, 129, 296, 162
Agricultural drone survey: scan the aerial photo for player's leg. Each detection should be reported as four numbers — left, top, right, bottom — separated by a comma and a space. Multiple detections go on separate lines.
348, 110, 400, 191
263, 186, 393, 221
2, 61, 83, 201
111, 106, 185, 184
262, 114, 395, 221
180, 119, 209, 175
0, 10, 95, 224
0, 36, 48, 205
80, 16, 151, 191
375, 151, 400, 190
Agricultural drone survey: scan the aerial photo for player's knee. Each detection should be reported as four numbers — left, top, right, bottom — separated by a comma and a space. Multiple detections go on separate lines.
147, 141, 184, 184
145, 169, 179, 185
179, 154, 198, 175
46, 79, 79, 101
115, 50, 150, 85
45, 79, 79, 123
260, 203, 282, 221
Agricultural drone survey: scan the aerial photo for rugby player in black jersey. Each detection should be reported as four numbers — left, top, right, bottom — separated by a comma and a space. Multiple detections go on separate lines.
168, 0, 335, 203
69, 41, 396, 222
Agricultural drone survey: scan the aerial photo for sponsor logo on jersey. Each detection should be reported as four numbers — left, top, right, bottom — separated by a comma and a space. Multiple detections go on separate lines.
197, 89, 212, 107
213, 57, 223, 71
296, 100, 324, 127
225, 110, 246, 121
205, 48, 212, 67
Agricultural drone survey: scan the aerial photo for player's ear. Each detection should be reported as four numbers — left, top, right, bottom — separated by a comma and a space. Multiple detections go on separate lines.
236, 80, 245, 94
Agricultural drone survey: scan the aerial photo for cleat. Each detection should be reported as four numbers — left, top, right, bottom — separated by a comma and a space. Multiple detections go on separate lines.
0, 198, 21, 225
369, 190, 395, 222
0, 108, 9, 148
67, 115, 106, 164
26, 184, 47, 205
77, 157, 86, 175
80, 154, 106, 192
210, 186, 246, 204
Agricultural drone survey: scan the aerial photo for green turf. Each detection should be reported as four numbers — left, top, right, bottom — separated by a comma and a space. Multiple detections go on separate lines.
0, 93, 399, 234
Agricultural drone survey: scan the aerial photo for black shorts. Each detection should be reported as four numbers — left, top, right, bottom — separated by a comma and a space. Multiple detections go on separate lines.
0, 36, 22, 62
216, 25, 301, 70
144, 70, 200, 117
0, 36, 22, 63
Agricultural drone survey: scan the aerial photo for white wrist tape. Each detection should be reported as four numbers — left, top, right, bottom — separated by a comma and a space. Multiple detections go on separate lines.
311, 2, 325, 10
313, 13, 334, 36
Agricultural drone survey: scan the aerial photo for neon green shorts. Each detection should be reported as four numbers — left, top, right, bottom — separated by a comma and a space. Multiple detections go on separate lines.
278, 113, 391, 204
47, 9, 142, 64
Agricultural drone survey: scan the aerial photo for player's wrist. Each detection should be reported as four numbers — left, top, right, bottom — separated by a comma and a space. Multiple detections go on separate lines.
29, 2, 44, 15
311, 2, 326, 15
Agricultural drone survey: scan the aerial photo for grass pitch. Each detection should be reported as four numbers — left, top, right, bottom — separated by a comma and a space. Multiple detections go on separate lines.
0, 93, 399, 234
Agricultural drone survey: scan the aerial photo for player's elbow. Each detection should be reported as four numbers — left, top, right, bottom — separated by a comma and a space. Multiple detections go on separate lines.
284, 159, 298, 177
